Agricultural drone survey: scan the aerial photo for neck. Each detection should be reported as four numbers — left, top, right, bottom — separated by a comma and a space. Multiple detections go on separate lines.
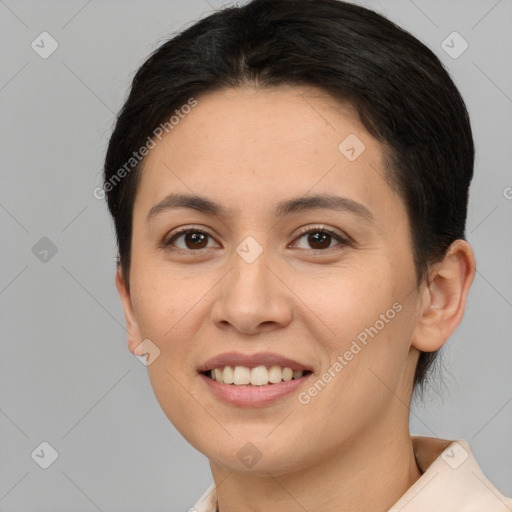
210, 424, 422, 512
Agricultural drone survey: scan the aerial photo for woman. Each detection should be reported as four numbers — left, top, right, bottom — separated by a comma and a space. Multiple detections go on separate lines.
102, 0, 512, 510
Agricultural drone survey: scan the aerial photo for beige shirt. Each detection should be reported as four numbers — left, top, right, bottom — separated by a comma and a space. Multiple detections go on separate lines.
192, 437, 512, 511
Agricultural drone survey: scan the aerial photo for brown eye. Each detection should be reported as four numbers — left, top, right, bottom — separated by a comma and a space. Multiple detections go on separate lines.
307, 232, 332, 250
182, 232, 208, 249
292, 227, 350, 251
165, 229, 217, 251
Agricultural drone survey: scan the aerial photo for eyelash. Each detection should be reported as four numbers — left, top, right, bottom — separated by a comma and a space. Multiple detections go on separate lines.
163, 225, 352, 253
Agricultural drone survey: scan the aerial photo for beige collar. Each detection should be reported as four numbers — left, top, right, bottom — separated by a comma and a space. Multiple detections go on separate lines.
411, 435, 454, 473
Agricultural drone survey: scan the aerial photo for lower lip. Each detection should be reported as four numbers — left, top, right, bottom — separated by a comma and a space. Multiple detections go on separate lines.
199, 373, 312, 407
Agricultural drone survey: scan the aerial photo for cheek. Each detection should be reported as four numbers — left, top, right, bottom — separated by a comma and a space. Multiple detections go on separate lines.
129, 269, 209, 435
306, 305, 416, 435
129, 263, 198, 353
308, 263, 416, 388
309, 262, 398, 335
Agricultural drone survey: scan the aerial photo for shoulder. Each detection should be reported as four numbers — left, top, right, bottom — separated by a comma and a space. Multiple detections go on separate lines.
191, 438, 512, 512
191, 482, 217, 512
389, 437, 512, 512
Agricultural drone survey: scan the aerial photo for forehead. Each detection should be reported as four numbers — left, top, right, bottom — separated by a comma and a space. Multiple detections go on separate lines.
134, 85, 403, 225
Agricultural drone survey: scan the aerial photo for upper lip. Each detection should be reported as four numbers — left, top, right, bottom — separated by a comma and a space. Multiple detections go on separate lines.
197, 351, 313, 373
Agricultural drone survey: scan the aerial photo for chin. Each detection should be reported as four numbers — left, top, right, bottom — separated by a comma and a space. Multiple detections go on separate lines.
200, 433, 315, 476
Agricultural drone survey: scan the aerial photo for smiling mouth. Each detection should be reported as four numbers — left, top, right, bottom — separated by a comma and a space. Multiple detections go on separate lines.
201, 365, 313, 386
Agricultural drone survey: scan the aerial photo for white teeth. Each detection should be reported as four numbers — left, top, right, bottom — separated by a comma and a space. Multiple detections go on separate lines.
223, 365, 234, 384
208, 365, 306, 385
233, 366, 251, 385
268, 365, 283, 383
282, 367, 293, 381
250, 366, 269, 386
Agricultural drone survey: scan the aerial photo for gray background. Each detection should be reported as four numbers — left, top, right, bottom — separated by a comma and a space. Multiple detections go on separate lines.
1, 0, 511, 510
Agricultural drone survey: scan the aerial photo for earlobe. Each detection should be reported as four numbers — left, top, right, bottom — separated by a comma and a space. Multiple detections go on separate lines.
115, 266, 142, 354
412, 240, 476, 352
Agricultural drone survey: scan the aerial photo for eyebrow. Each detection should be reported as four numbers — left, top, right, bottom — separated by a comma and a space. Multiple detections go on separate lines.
146, 192, 374, 225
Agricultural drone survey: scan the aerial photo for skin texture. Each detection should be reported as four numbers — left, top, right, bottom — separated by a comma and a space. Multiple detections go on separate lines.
116, 85, 476, 512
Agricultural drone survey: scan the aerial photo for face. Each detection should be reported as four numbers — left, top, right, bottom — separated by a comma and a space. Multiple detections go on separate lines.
118, 85, 425, 476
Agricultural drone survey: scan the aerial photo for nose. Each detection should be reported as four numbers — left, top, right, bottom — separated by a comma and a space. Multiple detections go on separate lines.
210, 246, 293, 335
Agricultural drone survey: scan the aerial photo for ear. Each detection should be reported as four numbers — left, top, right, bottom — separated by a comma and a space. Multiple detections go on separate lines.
412, 239, 476, 352
115, 265, 142, 354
